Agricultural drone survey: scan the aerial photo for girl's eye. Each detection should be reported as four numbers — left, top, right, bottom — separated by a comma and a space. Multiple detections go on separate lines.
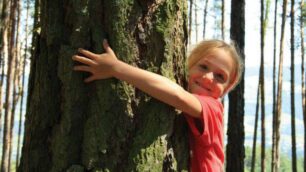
199, 64, 208, 71
215, 73, 225, 82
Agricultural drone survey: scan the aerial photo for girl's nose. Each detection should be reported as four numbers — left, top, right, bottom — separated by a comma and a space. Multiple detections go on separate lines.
203, 72, 214, 81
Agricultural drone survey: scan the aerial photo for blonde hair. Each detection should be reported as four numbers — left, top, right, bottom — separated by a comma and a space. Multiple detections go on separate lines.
187, 39, 244, 91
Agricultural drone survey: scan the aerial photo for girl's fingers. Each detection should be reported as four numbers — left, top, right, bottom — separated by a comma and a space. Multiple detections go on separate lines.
72, 55, 96, 66
78, 48, 97, 59
84, 76, 95, 83
103, 39, 116, 57
73, 65, 91, 72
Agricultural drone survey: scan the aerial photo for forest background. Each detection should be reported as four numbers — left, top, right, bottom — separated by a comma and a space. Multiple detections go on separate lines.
0, 0, 305, 171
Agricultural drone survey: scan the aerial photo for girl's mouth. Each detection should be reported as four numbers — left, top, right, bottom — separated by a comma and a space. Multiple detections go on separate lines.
195, 81, 211, 92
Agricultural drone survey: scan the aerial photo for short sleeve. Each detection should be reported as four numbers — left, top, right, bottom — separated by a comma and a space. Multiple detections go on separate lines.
185, 95, 223, 146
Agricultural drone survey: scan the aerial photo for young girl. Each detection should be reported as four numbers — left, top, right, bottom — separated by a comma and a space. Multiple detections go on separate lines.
72, 39, 243, 172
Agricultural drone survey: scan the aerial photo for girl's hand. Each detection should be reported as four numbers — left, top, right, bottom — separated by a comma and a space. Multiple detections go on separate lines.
72, 39, 118, 82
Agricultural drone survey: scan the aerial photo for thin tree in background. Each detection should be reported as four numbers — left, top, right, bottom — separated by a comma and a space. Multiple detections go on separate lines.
226, 0, 245, 171
9, 0, 22, 169
290, 0, 297, 171
195, 0, 199, 42
221, 0, 225, 40
300, 0, 305, 171
203, 0, 209, 38
251, 84, 260, 172
0, 0, 10, 136
16, 0, 31, 167
189, 0, 193, 45
1, 0, 18, 170
271, 0, 278, 170
273, 0, 288, 171
260, 0, 271, 170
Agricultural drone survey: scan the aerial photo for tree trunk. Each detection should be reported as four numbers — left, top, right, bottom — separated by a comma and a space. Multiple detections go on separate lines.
251, 83, 260, 172
194, 0, 198, 42
1, 0, 18, 170
202, 0, 209, 39
226, 0, 245, 171
271, 0, 278, 171
273, 0, 288, 171
16, 0, 30, 167
300, 1, 306, 171
18, 1, 189, 172
9, 0, 22, 169
188, 0, 193, 45
290, 0, 297, 171
221, 0, 225, 40
0, 0, 10, 137
260, 0, 270, 170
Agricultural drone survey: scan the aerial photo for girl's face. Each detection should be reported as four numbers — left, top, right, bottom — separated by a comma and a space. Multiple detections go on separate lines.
188, 49, 235, 98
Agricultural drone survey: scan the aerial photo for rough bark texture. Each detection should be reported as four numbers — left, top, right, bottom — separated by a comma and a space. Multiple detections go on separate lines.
18, 0, 189, 172
226, 0, 245, 171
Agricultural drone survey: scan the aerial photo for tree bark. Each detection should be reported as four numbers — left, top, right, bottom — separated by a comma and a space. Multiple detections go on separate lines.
273, 0, 288, 171
300, 1, 306, 171
251, 83, 260, 172
226, 0, 245, 171
221, 0, 225, 40
290, 0, 297, 171
0, 0, 10, 139
16, 0, 30, 167
202, 0, 209, 39
18, 1, 189, 172
271, 0, 278, 171
194, 0, 198, 42
188, 0, 193, 45
260, 0, 270, 170
1, 0, 18, 170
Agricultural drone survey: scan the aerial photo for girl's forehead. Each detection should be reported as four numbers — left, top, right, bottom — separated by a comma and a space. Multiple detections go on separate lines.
199, 50, 235, 74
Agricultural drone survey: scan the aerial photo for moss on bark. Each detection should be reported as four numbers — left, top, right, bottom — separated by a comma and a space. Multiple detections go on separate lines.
19, 1, 189, 171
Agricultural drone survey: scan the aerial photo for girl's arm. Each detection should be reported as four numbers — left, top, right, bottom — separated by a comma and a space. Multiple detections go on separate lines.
72, 40, 202, 118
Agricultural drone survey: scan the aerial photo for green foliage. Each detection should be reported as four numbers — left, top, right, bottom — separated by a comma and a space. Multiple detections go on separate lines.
244, 146, 304, 172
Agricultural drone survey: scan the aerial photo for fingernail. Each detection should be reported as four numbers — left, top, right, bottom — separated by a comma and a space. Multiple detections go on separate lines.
78, 48, 83, 52
103, 39, 108, 44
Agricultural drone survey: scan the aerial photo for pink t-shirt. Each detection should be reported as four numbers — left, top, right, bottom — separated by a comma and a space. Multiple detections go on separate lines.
184, 95, 224, 172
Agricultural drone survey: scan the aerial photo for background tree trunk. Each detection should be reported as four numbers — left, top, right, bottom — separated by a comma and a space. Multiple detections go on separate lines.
202, 0, 209, 39
0, 0, 10, 137
226, 0, 245, 171
273, 0, 288, 171
251, 84, 260, 172
188, 0, 193, 45
260, 0, 271, 170
18, 1, 189, 172
16, 0, 30, 167
1, 0, 18, 170
221, 0, 225, 40
271, 0, 278, 171
300, 1, 306, 171
194, 0, 199, 42
290, 0, 297, 171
